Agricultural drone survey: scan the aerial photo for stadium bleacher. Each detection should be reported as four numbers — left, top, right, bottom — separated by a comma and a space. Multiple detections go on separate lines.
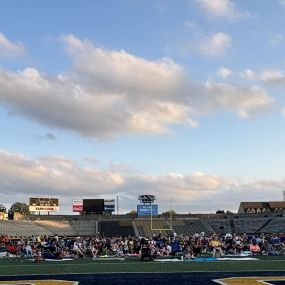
34, 220, 77, 236
233, 217, 270, 233
71, 220, 98, 236
1, 213, 285, 237
0, 220, 52, 237
207, 219, 232, 234
99, 220, 135, 236
261, 217, 285, 233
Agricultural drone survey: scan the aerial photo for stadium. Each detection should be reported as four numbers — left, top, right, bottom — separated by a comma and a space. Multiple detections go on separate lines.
1, 195, 285, 284
1, 0, 285, 284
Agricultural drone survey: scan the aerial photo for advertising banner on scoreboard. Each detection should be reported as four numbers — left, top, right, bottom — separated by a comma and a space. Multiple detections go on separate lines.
72, 198, 115, 213
29, 197, 59, 212
104, 199, 115, 213
137, 204, 158, 216
72, 199, 83, 212
29, 206, 59, 212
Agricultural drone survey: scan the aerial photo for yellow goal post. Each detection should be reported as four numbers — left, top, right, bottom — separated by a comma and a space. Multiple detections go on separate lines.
150, 205, 173, 232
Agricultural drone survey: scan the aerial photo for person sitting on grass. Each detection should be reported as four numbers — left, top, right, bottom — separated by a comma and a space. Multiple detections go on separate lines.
73, 238, 84, 258
183, 243, 194, 260
261, 240, 278, 256
24, 241, 33, 259
34, 248, 43, 263
250, 241, 261, 255
192, 236, 202, 257
91, 241, 99, 258
209, 235, 224, 258
6, 243, 17, 258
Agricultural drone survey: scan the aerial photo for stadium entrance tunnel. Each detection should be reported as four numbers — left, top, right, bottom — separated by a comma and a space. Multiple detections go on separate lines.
1, 273, 285, 285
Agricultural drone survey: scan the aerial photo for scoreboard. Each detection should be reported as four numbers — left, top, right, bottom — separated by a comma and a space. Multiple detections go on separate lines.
83, 199, 104, 214
73, 199, 115, 213
29, 197, 59, 212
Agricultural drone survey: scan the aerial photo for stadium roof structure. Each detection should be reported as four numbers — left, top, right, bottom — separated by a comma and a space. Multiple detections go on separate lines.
238, 201, 285, 213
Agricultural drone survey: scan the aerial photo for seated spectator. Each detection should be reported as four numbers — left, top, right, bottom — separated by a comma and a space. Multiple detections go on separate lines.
235, 237, 244, 254
183, 243, 193, 260
6, 243, 17, 256
34, 248, 43, 263
209, 236, 224, 258
43, 249, 56, 259
24, 241, 33, 259
91, 242, 98, 258
250, 241, 261, 255
73, 238, 84, 258
192, 237, 202, 257
261, 240, 278, 256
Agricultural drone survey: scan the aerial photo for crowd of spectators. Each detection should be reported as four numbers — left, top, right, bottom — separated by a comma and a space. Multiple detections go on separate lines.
1, 232, 285, 262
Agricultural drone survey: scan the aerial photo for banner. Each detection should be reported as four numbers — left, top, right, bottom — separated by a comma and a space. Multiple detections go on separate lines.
137, 204, 158, 216
104, 199, 115, 212
72, 199, 83, 212
29, 206, 59, 212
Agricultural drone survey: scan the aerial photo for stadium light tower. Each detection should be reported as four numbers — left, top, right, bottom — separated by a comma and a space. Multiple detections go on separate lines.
138, 195, 156, 205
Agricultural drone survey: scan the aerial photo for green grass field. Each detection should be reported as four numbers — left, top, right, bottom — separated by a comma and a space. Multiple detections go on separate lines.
0, 256, 285, 276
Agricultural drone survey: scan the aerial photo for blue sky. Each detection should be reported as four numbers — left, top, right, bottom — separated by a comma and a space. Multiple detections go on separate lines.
0, 0, 285, 214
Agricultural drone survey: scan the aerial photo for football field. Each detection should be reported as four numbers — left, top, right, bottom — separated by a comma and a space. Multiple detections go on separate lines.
0, 256, 285, 284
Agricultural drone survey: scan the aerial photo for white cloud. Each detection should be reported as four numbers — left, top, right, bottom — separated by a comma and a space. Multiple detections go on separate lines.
63, 34, 185, 99
239, 68, 285, 85
0, 149, 284, 214
0, 35, 274, 138
0, 33, 25, 57
199, 33, 232, 57
240, 69, 256, 80
217, 67, 232, 79
0, 150, 228, 213
261, 69, 285, 85
196, 0, 250, 20
204, 81, 274, 118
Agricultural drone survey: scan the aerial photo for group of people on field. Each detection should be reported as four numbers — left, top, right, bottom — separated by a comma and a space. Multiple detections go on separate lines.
0, 232, 285, 262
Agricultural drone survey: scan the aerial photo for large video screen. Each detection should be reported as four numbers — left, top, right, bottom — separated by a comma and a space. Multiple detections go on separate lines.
83, 199, 104, 214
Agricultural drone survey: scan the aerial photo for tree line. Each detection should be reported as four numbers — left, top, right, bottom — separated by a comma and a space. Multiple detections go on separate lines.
0, 202, 30, 218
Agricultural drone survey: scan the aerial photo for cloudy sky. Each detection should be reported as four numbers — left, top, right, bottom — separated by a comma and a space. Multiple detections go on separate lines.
0, 0, 285, 214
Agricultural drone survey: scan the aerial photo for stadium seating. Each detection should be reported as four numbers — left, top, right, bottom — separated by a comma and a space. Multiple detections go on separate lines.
1, 213, 285, 237
0, 220, 52, 237
233, 217, 270, 233
207, 219, 232, 234
133, 219, 172, 237
261, 217, 285, 233
172, 219, 213, 235
71, 220, 98, 236
34, 220, 77, 236
99, 220, 135, 236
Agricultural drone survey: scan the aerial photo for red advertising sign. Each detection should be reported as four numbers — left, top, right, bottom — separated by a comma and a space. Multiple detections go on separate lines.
73, 204, 83, 212
72, 199, 83, 212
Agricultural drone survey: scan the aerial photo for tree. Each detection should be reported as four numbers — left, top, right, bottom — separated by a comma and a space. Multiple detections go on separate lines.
8, 202, 30, 217
161, 210, 176, 216
126, 210, 137, 216
0, 204, 6, 213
